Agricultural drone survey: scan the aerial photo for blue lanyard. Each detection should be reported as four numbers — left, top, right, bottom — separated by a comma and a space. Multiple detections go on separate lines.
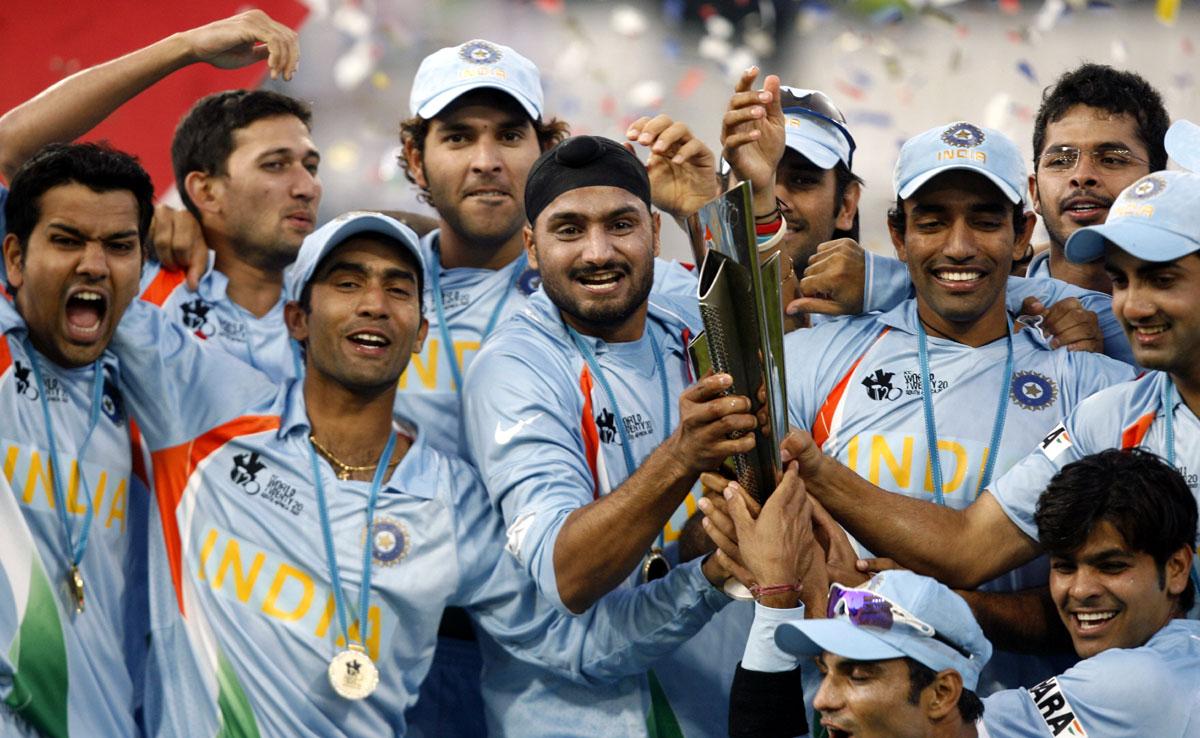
428, 243, 527, 394
306, 429, 398, 652
915, 320, 1013, 505
1159, 379, 1200, 594
23, 339, 104, 570
568, 326, 671, 479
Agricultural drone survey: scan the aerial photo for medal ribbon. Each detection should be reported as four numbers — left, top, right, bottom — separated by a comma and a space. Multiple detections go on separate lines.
915, 319, 1014, 505
569, 323, 672, 549
429, 242, 527, 395
1159, 378, 1200, 594
23, 338, 105, 575
307, 429, 398, 654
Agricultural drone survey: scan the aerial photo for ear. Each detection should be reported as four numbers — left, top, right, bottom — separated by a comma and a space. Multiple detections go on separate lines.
403, 138, 429, 190
834, 180, 862, 232
183, 171, 223, 217
1028, 173, 1043, 217
887, 216, 908, 263
284, 300, 309, 343
1165, 544, 1194, 600
524, 225, 539, 271
3, 234, 25, 291
413, 316, 429, 355
651, 211, 661, 258
1013, 210, 1037, 262
924, 669, 965, 722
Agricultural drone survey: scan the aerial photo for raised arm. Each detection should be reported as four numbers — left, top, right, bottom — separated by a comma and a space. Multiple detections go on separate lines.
0, 10, 299, 181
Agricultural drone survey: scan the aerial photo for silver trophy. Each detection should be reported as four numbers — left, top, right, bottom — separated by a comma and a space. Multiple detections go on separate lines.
688, 181, 789, 504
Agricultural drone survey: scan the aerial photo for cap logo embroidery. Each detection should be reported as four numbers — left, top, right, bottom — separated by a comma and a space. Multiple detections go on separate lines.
940, 123, 986, 148
1131, 175, 1166, 200
459, 40, 502, 65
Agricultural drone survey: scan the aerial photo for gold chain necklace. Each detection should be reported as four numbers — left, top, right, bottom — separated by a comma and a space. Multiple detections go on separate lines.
309, 434, 397, 480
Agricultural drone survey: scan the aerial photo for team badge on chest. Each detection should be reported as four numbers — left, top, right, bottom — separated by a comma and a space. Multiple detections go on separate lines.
365, 516, 410, 567
1010, 371, 1057, 411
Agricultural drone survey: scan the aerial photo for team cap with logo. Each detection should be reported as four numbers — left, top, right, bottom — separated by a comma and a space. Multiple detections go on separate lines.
409, 39, 543, 121
779, 86, 856, 170
287, 211, 425, 302
1165, 119, 1200, 173
775, 570, 992, 691
894, 121, 1025, 205
1065, 170, 1200, 264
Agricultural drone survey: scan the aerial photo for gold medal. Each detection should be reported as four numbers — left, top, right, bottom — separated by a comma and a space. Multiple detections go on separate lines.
328, 644, 379, 700
67, 565, 85, 613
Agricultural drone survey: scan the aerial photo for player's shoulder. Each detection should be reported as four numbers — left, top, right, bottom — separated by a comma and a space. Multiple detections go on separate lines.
1069, 370, 1160, 422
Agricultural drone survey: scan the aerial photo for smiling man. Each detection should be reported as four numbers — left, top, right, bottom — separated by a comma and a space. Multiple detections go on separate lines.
0, 143, 154, 736
779, 121, 1133, 691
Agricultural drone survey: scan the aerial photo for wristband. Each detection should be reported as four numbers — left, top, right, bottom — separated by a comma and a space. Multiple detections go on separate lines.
749, 582, 803, 601
755, 218, 783, 236
754, 197, 785, 223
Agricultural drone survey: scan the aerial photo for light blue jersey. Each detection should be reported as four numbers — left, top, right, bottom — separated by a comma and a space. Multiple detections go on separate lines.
784, 299, 1134, 691
110, 300, 725, 737
983, 619, 1200, 737
0, 298, 148, 738
139, 258, 297, 383
861, 250, 1136, 366
463, 285, 752, 737
397, 230, 699, 457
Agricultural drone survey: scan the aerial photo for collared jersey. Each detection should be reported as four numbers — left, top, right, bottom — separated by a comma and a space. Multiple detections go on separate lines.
861, 251, 1137, 367
111, 300, 725, 738
0, 298, 148, 738
139, 258, 296, 383
785, 300, 1134, 690
463, 287, 752, 737
982, 619, 1200, 737
396, 230, 699, 457
990, 370, 1200, 610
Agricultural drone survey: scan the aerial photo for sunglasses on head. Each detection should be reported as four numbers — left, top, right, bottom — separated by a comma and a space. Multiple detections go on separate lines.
780, 88, 857, 170
827, 583, 973, 660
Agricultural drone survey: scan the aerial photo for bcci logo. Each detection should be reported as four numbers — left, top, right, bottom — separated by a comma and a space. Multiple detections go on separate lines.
1131, 175, 1166, 200
459, 40, 501, 65
941, 123, 986, 148
1011, 371, 1057, 411
367, 516, 410, 567
862, 368, 902, 401
517, 268, 541, 296
230, 451, 266, 495
180, 297, 215, 336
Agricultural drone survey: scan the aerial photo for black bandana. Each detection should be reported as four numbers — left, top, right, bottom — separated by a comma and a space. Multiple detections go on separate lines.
524, 135, 651, 225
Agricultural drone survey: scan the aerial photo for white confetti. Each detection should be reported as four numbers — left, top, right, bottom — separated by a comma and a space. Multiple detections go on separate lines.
332, 4, 372, 37
1110, 39, 1129, 64
333, 40, 375, 91
611, 5, 648, 37
698, 35, 733, 62
628, 80, 664, 108
705, 14, 735, 39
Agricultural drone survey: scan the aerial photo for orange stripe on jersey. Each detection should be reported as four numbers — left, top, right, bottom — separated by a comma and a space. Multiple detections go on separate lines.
150, 415, 281, 616
128, 420, 149, 489
140, 268, 186, 307
0, 334, 11, 377
579, 365, 601, 500
1121, 411, 1156, 449
811, 328, 890, 449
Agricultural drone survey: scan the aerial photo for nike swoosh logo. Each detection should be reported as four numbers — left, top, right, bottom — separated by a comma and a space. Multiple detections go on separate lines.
495, 413, 544, 445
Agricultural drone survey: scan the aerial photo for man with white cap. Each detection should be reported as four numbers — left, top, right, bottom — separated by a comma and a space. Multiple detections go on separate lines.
773, 170, 1200, 655
102, 210, 730, 736
776, 120, 1133, 691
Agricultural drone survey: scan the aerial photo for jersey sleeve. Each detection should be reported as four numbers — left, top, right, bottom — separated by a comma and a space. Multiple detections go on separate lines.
1058, 350, 1136, 412
1003, 275, 1135, 367
983, 653, 1184, 738
461, 344, 595, 612
861, 251, 911, 314
108, 300, 279, 451
449, 456, 729, 684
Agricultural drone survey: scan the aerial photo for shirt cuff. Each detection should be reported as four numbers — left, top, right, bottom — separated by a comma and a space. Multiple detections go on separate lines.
742, 601, 806, 672
679, 557, 735, 613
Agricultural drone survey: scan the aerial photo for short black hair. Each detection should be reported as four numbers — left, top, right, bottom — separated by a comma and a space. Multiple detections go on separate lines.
5, 142, 154, 249
297, 231, 425, 316
1032, 64, 1169, 171
1036, 448, 1197, 613
171, 89, 313, 220
832, 161, 863, 242
905, 658, 984, 722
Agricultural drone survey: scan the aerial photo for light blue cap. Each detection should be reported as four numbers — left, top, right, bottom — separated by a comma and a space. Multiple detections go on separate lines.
894, 121, 1026, 205
286, 211, 424, 302
1065, 170, 1200, 264
409, 39, 543, 120
1165, 119, 1200, 173
780, 86, 854, 170
774, 571, 992, 691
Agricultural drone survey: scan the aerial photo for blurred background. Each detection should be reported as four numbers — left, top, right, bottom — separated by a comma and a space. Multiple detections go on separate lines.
3, 0, 1199, 259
